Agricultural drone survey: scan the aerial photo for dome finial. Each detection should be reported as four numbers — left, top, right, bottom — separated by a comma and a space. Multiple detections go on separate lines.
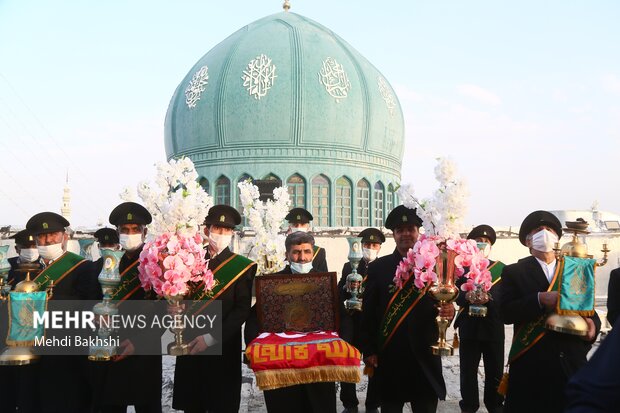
283, 0, 291, 12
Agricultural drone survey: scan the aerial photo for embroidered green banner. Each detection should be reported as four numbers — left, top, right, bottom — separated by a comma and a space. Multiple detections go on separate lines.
557, 256, 596, 316
6, 291, 47, 346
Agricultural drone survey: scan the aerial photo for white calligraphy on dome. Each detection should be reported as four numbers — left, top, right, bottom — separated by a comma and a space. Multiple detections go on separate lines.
185, 66, 209, 109
318, 57, 351, 101
377, 76, 396, 116
242, 54, 277, 100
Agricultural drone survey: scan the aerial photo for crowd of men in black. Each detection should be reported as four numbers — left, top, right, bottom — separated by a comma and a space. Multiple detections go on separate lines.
1, 203, 618, 413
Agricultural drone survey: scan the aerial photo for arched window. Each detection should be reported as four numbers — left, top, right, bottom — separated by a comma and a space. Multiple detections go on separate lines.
198, 177, 209, 194
255, 173, 282, 201
335, 177, 352, 227
374, 181, 385, 227
215, 176, 231, 206
311, 175, 330, 227
287, 174, 306, 209
356, 179, 370, 227
387, 184, 395, 213
236, 174, 253, 225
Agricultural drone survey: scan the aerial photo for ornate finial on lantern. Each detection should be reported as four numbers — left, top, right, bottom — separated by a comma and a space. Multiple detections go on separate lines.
283, 0, 291, 11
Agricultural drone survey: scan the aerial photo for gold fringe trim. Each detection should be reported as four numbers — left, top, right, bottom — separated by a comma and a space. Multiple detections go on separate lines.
556, 308, 595, 316
255, 365, 361, 391
452, 331, 459, 349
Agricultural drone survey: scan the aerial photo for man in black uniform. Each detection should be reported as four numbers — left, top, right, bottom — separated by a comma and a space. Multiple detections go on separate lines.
7, 229, 42, 284
2, 229, 42, 412
92, 227, 120, 276
286, 207, 328, 272
360, 205, 454, 413
173, 205, 256, 413
499, 210, 600, 413
245, 231, 337, 413
454, 225, 504, 413
90, 202, 162, 413
26, 211, 100, 413
607, 266, 619, 326
338, 227, 384, 413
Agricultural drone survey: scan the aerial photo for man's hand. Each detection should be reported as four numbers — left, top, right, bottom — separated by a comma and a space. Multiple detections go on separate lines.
364, 354, 378, 368
538, 291, 559, 310
438, 302, 455, 320
114, 339, 135, 362
188, 335, 208, 355
582, 317, 596, 342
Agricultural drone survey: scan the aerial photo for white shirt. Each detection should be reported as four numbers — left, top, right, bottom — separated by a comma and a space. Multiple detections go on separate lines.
535, 257, 557, 309
535, 257, 557, 284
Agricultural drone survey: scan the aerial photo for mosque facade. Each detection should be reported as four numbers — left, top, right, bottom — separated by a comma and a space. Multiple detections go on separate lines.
165, 11, 404, 228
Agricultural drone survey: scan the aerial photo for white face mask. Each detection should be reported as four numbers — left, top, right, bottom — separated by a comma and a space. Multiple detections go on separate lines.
476, 242, 491, 258
37, 243, 64, 260
290, 261, 313, 274
19, 248, 39, 263
531, 229, 558, 253
200, 227, 209, 242
209, 233, 232, 254
119, 233, 144, 251
362, 248, 379, 262
290, 226, 309, 233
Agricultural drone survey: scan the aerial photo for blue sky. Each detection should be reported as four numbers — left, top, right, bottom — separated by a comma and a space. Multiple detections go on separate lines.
1, 0, 618, 228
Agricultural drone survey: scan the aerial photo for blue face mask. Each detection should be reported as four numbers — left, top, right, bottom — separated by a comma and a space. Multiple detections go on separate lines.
290, 261, 313, 274
476, 242, 491, 257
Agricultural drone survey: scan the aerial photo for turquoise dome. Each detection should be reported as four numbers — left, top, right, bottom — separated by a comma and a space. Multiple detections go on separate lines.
165, 11, 404, 227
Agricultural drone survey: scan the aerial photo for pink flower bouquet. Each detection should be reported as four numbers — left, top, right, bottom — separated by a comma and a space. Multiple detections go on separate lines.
394, 235, 491, 292
138, 232, 214, 297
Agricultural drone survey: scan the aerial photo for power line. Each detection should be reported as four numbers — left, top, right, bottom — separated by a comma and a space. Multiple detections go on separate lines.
0, 72, 107, 223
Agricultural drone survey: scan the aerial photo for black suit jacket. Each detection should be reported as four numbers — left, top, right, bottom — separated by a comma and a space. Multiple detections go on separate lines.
360, 249, 446, 402
337, 259, 369, 346
312, 245, 328, 272
89, 246, 162, 408
565, 320, 620, 412
36, 252, 100, 411
499, 255, 601, 412
606, 268, 619, 326
173, 247, 256, 412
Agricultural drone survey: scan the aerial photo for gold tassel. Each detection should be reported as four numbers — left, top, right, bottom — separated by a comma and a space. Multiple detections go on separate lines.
452, 331, 459, 349
497, 371, 509, 396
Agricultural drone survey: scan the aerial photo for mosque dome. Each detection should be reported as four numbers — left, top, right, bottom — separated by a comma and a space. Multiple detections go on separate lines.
165, 11, 404, 227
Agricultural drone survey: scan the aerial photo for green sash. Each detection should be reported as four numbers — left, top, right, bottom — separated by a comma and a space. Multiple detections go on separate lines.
489, 261, 505, 286
188, 253, 256, 314
34, 252, 86, 291
312, 245, 322, 261
378, 276, 429, 350
110, 259, 142, 301
557, 256, 596, 316
507, 259, 563, 363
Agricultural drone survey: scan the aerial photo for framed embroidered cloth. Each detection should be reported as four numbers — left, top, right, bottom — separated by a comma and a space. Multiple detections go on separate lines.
255, 272, 340, 332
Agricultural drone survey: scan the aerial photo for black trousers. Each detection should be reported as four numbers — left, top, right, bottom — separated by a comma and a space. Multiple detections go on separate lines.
263, 382, 336, 413
98, 403, 161, 413
458, 339, 504, 413
381, 398, 438, 413
340, 374, 380, 409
